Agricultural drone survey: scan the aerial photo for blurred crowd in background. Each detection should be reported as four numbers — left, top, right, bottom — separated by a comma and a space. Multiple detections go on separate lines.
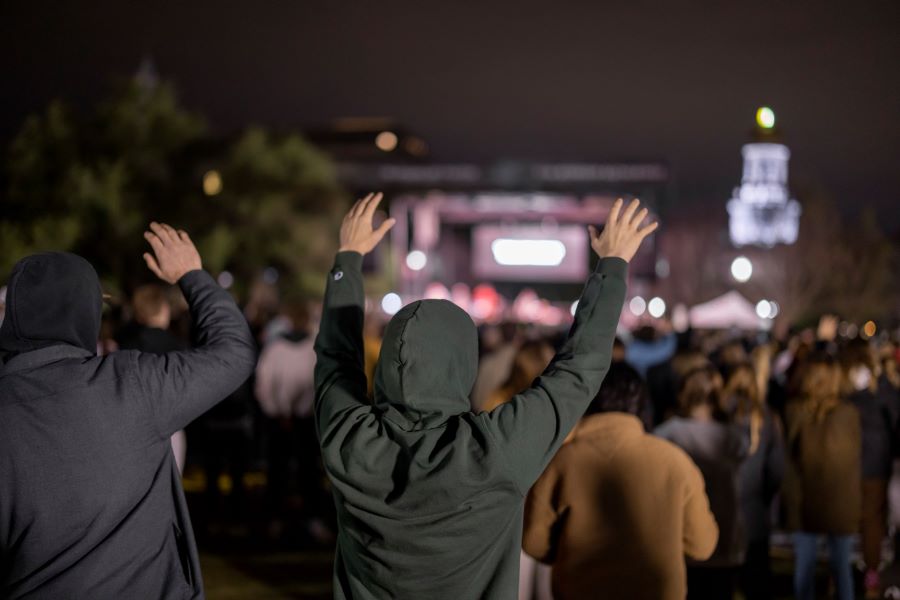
14, 272, 895, 599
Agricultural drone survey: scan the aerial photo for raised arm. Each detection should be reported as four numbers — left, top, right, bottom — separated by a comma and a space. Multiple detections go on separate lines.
313, 193, 395, 436
481, 199, 657, 492
134, 222, 257, 438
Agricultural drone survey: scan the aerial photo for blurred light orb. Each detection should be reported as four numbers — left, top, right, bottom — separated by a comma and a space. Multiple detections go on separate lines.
756, 106, 775, 129
768, 300, 780, 318
570, 300, 579, 317
863, 320, 877, 338
405, 250, 427, 271
838, 321, 851, 338
672, 303, 690, 333
730, 256, 753, 282
404, 136, 428, 157
648, 297, 666, 318
217, 271, 234, 289
424, 282, 450, 300
262, 267, 279, 284
381, 292, 402, 315
629, 296, 647, 316
655, 258, 670, 278
756, 300, 772, 319
203, 170, 223, 196
375, 131, 398, 152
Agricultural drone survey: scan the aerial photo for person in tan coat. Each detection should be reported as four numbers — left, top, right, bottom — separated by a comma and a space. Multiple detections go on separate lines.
523, 362, 719, 600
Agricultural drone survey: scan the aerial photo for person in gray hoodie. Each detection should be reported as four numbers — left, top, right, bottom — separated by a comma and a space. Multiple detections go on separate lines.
0, 223, 256, 599
314, 193, 657, 599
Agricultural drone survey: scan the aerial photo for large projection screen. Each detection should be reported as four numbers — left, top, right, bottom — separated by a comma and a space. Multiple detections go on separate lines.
471, 224, 589, 282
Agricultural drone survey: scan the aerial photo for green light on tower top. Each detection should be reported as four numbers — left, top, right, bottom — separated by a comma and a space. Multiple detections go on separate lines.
756, 106, 775, 129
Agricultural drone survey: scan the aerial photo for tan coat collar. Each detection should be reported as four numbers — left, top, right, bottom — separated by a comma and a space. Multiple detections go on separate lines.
574, 412, 645, 440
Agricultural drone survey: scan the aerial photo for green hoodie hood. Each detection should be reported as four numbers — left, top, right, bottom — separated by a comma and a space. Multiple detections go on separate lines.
373, 299, 477, 429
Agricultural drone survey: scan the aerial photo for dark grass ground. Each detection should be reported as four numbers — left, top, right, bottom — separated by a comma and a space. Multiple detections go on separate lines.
188, 470, 893, 599
197, 531, 883, 599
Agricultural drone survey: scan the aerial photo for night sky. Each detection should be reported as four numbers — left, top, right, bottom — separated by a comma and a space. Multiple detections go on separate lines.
2, 1, 898, 224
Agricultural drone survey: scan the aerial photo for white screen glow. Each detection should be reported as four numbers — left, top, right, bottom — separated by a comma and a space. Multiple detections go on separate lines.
490, 239, 567, 267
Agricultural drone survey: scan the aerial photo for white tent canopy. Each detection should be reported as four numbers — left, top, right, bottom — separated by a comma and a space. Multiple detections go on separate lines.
689, 290, 768, 331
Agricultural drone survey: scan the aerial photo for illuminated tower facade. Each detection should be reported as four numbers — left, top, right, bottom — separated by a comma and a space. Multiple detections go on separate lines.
727, 108, 801, 247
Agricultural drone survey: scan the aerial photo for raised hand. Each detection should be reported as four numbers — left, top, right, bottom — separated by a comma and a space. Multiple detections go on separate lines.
588, 198, 659, 263
339, 192, 396, 255
143, 222, 203, 284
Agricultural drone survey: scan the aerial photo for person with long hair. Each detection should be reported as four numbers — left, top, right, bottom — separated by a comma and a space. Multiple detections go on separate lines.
841, 338, 898, 597
721, 357, 785, 600
655, 364, 749, 599
783, 353, 861, 600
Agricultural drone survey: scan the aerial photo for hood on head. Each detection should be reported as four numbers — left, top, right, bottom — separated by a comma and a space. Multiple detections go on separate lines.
0, 252, 102, 356
374, 299, 478, 428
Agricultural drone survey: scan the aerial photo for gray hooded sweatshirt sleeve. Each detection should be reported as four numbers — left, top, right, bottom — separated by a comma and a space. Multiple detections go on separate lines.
0, 253, 256, 599
314, 251, 627, 600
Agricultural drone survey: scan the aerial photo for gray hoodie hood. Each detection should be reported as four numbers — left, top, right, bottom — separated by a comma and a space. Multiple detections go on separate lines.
0, 252, 102, 357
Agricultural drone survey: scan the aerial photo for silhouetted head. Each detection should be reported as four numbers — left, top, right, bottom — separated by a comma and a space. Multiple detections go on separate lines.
374, 299, 478, 429
131, 284, 171, 329
500, 339, 554, 396
677, 365, 724, 419
585, 361, 645, 416
0, 252, 102, 356
793, 352, 842, 422
633, 325, 656, 342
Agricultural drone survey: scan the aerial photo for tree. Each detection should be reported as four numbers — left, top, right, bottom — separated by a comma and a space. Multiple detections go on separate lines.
1, 78, 346, 299
751, 194, 896, 325
654, 191, 898, 328
185, 127, 347, 298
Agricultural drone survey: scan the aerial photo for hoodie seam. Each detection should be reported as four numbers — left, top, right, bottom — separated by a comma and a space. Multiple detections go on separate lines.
130, 351, 167, 441
394, 301, 422, 418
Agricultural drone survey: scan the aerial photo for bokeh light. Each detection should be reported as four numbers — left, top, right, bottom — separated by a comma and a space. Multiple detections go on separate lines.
405, 250, 427, 271
203, 170, 223, 196
756, 106, 775, 129
381, 292, 402, 315
863, 320, 877, 338
730, 256, 753, 282
375, 131, 398, 152
629, 296, 646, 316
217, 271, 234, 289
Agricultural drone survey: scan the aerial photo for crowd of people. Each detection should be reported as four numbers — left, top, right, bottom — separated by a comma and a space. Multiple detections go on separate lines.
2, 195, 899, 599
505, 318, 900, 599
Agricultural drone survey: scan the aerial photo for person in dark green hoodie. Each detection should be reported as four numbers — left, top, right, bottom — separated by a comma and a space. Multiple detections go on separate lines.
314, 192, 657, 599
